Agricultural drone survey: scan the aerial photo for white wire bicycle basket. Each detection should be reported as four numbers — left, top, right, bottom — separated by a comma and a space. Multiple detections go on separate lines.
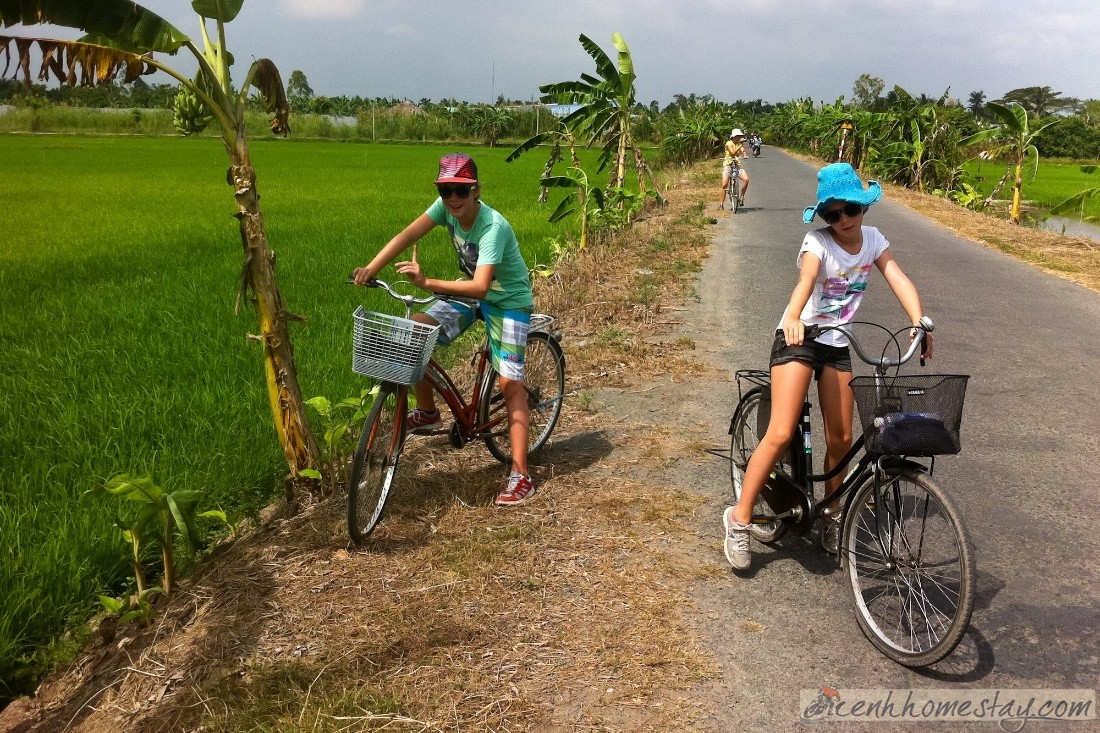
351, 306, 440, 385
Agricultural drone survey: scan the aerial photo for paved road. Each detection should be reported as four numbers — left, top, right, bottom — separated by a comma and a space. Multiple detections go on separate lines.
660, 149, 1100, 731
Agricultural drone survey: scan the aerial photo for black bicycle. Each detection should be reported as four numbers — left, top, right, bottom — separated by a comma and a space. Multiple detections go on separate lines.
726, 319, 974, 666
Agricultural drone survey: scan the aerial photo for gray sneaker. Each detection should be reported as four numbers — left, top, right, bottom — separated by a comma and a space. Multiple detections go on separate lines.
819, 510, 843, 555
723, 506, 752, 571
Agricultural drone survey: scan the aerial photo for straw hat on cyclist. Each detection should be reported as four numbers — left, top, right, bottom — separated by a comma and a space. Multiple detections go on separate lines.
717, 128, 751, 209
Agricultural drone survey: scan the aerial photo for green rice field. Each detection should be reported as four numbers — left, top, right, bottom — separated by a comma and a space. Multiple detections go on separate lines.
0, 135, 566, 697
966, 159, 1100, 218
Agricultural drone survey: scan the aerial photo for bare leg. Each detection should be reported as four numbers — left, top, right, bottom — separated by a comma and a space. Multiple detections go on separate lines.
718, 172, 731, 207
500, 375, 529, 475
731, 360, 813, 525
816, 365, 855, 504
411, 312, 439, 413
739, 170, 750, 201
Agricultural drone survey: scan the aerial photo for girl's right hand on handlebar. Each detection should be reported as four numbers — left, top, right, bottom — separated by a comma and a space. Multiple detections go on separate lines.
782, 315, 806, 346
352, 267, 375, 286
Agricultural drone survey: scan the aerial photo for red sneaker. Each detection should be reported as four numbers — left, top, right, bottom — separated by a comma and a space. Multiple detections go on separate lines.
406, 408, 442, 433
495, 473, 536, 506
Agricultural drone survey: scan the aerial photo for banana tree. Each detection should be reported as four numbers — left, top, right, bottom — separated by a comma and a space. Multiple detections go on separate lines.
959, 101, 1055, 223
536, 33, 660, 199
1, 1, 320, 493
543, 165, 599, 251
508, 126, 597, 247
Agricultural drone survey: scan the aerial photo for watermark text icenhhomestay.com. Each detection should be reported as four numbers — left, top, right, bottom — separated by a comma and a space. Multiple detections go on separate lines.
800, 688, 1094, 731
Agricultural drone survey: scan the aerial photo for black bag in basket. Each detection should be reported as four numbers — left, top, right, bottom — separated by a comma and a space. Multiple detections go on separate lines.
865, 412, 960, 456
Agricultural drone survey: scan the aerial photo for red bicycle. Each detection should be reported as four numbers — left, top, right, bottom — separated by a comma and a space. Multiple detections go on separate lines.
347, 277, 565, 542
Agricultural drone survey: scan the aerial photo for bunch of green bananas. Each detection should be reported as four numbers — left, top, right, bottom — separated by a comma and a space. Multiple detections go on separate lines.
173, 86, 213, 136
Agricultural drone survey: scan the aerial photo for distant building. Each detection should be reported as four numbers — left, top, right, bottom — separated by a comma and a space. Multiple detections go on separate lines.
390, 101, 424, 116
545, 103, 585, 118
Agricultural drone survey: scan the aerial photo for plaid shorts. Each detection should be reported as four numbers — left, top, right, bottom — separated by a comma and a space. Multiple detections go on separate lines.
423, 300, 530, 381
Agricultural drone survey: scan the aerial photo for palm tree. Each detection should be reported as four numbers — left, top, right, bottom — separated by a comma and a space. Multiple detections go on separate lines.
1, 0, 320, 496
960, 101, 1056, 223
967, 90, 986, 117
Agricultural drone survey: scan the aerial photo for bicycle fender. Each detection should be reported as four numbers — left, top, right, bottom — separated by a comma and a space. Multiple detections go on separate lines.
840, 458, 929, 518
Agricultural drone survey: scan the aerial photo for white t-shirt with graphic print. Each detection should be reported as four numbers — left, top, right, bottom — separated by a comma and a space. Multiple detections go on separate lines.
781, 226, 890, 347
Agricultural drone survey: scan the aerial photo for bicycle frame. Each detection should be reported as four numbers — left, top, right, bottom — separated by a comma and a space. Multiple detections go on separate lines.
740, 320, 936, 535
726, 168, 741, 204
418, 332, 509, 444
726, 320, 974, 666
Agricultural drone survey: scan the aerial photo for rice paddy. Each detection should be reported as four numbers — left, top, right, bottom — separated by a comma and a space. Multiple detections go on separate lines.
0, 134, 566, 697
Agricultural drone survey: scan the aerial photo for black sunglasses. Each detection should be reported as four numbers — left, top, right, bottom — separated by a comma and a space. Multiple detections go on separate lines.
436, 184, 475, 199
821, 202, 865, 225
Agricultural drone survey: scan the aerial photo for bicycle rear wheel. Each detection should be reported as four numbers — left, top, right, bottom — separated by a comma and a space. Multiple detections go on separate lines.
347, 384, 407, 543
843, 467, 974, 666
481, 330, 566, 465
728, 387, 788, 544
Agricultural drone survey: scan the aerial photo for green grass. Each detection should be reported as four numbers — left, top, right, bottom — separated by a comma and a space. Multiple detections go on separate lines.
965, 159, 1100, 219
0, 135, 565, 701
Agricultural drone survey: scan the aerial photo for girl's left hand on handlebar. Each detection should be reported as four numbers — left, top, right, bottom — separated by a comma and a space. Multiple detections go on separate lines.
394, 242, 428, 289
394, 260, 427, 288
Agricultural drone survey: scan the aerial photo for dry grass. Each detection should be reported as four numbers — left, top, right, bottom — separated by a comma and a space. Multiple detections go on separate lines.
0, 166, 721, 733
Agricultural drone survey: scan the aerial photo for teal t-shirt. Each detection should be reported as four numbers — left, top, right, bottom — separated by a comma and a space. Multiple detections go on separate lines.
425, 198, 533, 310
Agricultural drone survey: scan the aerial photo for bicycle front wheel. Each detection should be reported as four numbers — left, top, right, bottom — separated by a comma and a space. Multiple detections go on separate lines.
481, 331, 566, 465
843, 467, 974, 666
729, 387, 788, 544
728, 176, 740, 213
347, 384, 407, 543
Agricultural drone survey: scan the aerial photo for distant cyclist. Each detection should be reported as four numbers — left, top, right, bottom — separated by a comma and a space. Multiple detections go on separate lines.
717, 128, 750, 209
749, 132, 762, 157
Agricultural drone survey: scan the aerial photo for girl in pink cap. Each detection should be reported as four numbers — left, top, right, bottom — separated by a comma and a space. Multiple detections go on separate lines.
353, 153, 538, 506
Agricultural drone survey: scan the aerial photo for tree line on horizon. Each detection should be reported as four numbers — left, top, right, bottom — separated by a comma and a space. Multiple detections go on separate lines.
5, 67, 1099, 159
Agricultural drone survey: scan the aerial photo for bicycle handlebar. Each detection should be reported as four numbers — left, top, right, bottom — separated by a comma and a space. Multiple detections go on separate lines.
803, 316, 934, 370
346, 275, 480, 309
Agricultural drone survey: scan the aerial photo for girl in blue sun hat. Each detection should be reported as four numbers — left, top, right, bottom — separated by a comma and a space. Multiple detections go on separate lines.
721, 162, 934, 571
803, 161, 882, 223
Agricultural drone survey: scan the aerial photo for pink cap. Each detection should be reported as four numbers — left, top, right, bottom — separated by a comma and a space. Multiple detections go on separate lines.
434, 153, 478, 184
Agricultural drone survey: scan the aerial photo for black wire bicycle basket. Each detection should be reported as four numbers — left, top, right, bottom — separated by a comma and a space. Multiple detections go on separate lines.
850, 374, 970, 456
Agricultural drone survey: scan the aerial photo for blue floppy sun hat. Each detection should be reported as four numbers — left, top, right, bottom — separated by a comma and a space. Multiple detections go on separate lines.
803, 162, 882, 224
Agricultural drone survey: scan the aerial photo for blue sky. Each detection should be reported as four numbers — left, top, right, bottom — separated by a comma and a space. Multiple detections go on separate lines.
14, 0, 1100, 106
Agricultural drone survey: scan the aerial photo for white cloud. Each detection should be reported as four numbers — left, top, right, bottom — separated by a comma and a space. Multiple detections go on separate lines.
279, 0, 365, 20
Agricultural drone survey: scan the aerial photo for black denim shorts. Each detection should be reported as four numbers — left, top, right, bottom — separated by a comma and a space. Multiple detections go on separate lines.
769, 330, 853, 380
